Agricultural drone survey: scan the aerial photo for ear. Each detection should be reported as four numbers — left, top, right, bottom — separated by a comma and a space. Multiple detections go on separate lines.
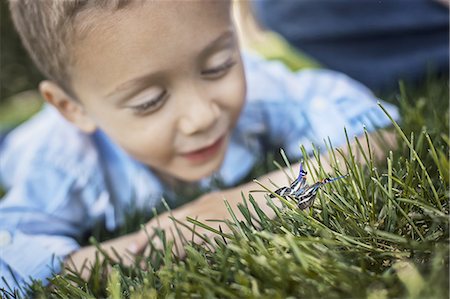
39, 80, 97, 133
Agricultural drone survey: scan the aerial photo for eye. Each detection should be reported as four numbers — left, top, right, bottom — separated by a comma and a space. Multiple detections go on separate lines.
129, 90, 167, 115
201, 58, 236, 78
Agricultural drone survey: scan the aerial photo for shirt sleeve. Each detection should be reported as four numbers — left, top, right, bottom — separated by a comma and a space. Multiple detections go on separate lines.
0, 160, 98, 292
243, 53, 400, 159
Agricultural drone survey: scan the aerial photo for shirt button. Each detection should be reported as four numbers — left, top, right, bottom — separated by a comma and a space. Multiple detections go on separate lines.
0, 230, 12, 247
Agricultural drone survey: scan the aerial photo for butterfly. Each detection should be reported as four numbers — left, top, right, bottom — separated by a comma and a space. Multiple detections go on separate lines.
270, 163, 347, 210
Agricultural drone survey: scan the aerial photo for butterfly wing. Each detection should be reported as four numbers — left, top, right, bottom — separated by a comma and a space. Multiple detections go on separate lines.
296, 175, 348, 209
296, 183, 320, 209
290, 163, 308, 193
269, 186, 293, 198
270, 164, 307, 198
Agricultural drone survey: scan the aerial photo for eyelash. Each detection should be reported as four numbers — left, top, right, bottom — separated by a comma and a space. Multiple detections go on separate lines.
128, 59, 236, 115
201, 59, 236, 77
130, 90, 167, 114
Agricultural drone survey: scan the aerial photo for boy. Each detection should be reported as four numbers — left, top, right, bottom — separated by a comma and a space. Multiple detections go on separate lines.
1, 0, 398, 292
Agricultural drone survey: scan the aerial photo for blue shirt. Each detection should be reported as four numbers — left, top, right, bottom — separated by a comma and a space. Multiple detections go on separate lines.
0, 53, 399, 291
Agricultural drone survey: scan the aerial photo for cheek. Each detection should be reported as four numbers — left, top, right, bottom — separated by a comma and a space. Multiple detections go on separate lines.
124, 125, 176, 166
91, 107, 177, 166
223, 64, 246, 118
122, 129, 171, 162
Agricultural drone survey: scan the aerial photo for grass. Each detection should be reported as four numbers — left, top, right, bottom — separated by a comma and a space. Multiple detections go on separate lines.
0, 77, 448, 298
0, 90, 43, 131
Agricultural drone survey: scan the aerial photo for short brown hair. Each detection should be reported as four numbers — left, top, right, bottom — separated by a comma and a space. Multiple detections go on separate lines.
8, 0, 129, 98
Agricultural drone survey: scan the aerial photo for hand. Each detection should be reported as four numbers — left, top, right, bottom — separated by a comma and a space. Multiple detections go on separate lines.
140, 190, 234, 258
139, 181, 285, 260
64, 189, 246, 280
64, 231, 147, 280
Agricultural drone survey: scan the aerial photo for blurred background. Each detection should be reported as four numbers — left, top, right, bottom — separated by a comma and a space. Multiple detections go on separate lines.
1, 0, 43, 130
250, 0, 449, 92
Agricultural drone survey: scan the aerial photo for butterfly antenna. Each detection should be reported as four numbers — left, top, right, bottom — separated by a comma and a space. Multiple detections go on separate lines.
324, 174, 348, 184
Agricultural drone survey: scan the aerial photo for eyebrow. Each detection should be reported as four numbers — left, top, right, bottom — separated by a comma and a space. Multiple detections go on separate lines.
201, 29, 235, 56
105, 29, 235, 100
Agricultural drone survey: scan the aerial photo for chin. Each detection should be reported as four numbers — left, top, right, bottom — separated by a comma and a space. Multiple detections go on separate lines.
177, 149, 227, 182
183, 157, 224, 182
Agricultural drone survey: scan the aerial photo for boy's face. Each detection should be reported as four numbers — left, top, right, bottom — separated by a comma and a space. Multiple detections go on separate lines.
70, 1, 246, 182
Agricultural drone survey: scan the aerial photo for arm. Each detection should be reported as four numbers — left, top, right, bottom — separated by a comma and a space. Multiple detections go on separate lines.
63, 231, 147, 279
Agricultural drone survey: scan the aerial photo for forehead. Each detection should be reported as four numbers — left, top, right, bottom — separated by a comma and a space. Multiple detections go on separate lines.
71, 0, 233, 97
74, 0, 232, 40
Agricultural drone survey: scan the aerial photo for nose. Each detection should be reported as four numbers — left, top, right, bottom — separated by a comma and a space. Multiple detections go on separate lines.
178, 87, 220, 135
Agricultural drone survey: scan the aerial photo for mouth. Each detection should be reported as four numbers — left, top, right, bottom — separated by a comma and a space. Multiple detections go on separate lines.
180, 135, 226, 163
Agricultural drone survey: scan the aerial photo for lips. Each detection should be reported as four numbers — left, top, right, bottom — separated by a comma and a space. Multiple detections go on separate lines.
180, 135, 225, 163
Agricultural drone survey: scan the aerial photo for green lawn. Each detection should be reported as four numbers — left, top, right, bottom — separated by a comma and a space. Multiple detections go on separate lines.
0, 77, 448, 299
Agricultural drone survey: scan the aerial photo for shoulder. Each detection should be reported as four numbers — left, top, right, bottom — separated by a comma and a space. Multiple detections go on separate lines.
0, 105, 100, 189
241, 51, 369, 104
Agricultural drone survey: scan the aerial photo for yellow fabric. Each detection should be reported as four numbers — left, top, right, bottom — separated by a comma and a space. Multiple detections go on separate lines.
245, 31, 320, 71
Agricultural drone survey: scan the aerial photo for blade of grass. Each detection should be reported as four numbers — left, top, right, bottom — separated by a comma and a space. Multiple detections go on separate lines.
371, 178, 425, 241
378, 103, 441, 210
280, 148, 296, 180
